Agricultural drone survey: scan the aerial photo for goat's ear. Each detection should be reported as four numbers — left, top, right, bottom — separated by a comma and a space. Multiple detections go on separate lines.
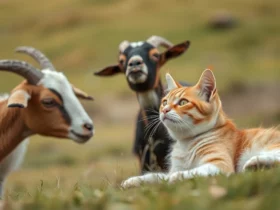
159, 41, 190, 67
196, 69, 216, 102
94, 65, 122, 76
8, 89, 31, 108
72, 85, 94, 101
166, 73, 181, 91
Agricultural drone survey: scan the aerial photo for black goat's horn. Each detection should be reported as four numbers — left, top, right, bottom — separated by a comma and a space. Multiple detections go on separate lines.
146, 35, 173, 49
119, 40, 130, 52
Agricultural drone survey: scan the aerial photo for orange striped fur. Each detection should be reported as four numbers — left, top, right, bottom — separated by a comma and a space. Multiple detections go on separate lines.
161, 70, 280, 175
121, 69, 280, 188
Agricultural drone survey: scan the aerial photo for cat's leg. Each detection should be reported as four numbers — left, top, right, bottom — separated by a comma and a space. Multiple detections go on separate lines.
242, 150, 280, 171
121, 173, 168, 189
168, 163, 221, 183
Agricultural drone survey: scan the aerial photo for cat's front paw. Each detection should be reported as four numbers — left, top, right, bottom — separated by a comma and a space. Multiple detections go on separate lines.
121, 176, 143, 189
168, 172, 184, 184
168, 171, 194, 184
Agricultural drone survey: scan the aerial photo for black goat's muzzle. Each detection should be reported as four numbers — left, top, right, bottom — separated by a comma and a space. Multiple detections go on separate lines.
126, 65, 148, 84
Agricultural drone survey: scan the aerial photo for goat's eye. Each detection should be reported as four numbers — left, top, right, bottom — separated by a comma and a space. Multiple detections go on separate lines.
151, 53, 160, 61
119, 59, 125, 65
119, 54, 127, 66
162, 100, 167, 106
179, 99, 189, 106
41, 98, 57, 108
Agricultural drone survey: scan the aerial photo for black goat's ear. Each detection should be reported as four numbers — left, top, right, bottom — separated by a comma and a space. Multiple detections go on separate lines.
94, 65, 122, 76
159, 41, 191, 67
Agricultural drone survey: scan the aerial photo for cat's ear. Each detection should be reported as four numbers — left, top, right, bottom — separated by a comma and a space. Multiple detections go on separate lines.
196, 69, 216, 102
166, 73, 179, 91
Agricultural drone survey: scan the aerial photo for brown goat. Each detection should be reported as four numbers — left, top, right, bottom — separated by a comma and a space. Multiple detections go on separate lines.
0, 46, 94, 197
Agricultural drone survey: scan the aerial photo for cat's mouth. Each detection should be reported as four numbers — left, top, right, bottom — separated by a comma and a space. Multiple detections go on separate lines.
162, 116, 178, 123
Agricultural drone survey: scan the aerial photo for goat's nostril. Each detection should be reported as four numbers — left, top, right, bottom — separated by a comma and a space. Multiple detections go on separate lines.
84, 123, 93, 131
129, 60, 143, 67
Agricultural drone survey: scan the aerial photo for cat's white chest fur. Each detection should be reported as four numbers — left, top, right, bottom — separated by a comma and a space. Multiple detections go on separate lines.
169, 141, 200, 173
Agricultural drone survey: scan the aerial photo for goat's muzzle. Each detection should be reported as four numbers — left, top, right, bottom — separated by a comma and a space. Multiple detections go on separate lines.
127, 68, 148, 84
126, 57, 148, 84
69, 122, 94, 143
70, 130, 93, 143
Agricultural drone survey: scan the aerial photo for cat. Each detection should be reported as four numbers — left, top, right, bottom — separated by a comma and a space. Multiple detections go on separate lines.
121, 69, 280, 189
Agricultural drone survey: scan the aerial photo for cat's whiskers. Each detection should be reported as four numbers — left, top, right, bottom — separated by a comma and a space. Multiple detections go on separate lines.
144, 118, 161, 139
165, 112, 196, 137
148, 120, 162, 140
165, 113, 178, 130
144, 108, 160, 114
179, 119, 196, 137
138, 115, 159, 123
144, 118, 159, 133
143, 108, 167, 140
173, 114, 195, 137
141, 117, 164, 171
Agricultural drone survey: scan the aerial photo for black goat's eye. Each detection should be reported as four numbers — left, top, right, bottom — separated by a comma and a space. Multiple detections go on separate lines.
41, 98, 57, 108
151, 53, 160, 61
119, 59, 125, 65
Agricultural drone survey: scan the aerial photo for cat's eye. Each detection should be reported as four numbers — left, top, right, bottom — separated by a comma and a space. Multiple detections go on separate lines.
162, 100, 167, 106
41, 98, 57, 108
179, 99, 189, 106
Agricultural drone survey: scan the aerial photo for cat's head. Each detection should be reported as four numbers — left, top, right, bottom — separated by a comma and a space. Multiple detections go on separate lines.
159, 69, 223, 140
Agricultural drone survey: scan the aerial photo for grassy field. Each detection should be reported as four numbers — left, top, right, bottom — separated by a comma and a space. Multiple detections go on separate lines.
0, 0, 280, 209
6, 169, 280, 210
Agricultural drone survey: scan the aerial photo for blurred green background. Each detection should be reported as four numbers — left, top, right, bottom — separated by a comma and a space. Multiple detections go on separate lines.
0, 0, 280, 208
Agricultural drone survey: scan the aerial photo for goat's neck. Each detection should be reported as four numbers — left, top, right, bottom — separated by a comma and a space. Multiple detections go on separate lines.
136, 81, 163, 111
0, 100, 30, 161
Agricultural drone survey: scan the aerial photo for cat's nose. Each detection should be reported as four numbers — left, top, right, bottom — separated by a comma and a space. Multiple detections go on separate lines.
162, 107, 171, 114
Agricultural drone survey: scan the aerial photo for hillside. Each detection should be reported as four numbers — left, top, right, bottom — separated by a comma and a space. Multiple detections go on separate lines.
0, 0, 279, 209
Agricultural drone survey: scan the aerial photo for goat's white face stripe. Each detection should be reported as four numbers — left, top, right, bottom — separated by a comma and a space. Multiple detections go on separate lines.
39, 69, 93, 138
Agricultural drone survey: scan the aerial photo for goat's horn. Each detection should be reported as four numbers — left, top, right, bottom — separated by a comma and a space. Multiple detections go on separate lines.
0, 60, 43, 85
146, 35, 173, 49
119, 40, 130, 52
15, 46, 56, 71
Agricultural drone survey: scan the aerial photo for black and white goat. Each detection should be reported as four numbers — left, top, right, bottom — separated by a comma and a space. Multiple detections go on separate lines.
95, 36, 190, 173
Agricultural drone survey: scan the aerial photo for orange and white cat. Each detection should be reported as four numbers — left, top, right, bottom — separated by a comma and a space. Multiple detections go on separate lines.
121, 69, 280, 188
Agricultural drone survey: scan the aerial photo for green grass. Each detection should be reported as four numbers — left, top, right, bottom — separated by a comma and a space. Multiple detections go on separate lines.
5, 169, 280, 210
1, 0, 280, 209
